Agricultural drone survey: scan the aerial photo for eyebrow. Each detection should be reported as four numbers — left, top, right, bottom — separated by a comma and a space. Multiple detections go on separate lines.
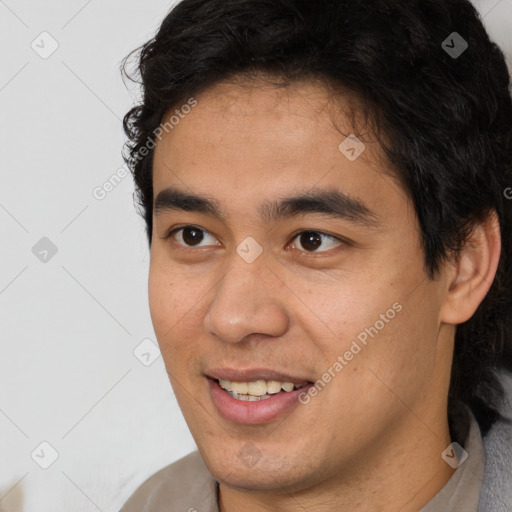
154, 186, 381, 227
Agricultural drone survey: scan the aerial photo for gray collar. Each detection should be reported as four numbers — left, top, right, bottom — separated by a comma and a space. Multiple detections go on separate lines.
419, 411, 485, 512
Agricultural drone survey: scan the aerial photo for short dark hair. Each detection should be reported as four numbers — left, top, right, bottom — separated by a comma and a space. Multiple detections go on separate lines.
121, 0, 512, 439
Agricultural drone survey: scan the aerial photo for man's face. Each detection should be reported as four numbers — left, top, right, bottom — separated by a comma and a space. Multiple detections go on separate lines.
149, 79, 453, 493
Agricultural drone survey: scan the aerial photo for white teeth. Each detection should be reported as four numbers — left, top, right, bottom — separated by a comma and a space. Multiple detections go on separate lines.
227, 391, 272, 401
217, 378, 306, 398
231, 382, 248, 394
247, 380, 267, 396
219, 379, 231, 390
266, 380, 282, 394
281, 382, 294, 392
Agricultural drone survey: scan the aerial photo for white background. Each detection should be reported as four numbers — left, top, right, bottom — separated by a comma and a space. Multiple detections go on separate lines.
0, 1, 511, 510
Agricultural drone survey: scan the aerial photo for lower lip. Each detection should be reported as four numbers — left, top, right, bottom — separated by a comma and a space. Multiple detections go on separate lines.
208, 378, 314, 424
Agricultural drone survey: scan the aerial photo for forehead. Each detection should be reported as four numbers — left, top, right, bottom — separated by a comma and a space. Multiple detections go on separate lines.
152, 78, 403, 217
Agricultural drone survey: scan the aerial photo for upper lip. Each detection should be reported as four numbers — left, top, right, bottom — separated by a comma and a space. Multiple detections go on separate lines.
206, 367, 313, 386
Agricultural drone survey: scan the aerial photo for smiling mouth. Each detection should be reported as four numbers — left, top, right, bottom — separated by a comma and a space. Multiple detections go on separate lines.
215, 378, 311, 401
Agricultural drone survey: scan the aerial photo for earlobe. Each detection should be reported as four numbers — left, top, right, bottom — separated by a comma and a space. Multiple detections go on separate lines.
440, 211, 501, 325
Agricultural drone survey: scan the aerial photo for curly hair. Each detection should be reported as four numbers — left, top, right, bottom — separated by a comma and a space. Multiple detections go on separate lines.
121, 0, 512, 439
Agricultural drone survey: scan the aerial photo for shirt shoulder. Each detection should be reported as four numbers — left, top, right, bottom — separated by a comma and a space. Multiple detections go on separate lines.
420, 410, 485, 512
120, 451, 219, 512
479, 405, 512, 510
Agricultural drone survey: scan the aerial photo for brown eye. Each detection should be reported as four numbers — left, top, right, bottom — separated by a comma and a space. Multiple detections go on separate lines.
299, 232, 322, 251
181, 227, 205, 246
290, 231, 342, 253
171, 226, 219, 247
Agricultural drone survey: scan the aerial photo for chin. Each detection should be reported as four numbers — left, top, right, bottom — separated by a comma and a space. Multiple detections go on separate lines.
204, 447, 313, 493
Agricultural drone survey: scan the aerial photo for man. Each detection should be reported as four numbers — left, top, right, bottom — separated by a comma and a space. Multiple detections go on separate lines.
119, 0, 512, 510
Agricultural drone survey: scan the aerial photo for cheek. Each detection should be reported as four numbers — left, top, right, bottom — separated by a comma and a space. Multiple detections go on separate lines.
148, 269, 199, 381
291, 274, 403, 352
148, 261, 188, 341
148, 265, 172, 334
345, 288, 442, 407
147, 260, 210, 347
304, 274, 440, 405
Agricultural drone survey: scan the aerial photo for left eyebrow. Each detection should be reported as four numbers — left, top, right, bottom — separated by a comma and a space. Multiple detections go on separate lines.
153, 186, 381, 228
258, 189, 381, 228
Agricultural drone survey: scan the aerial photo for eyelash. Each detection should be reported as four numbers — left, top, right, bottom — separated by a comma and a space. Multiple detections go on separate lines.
163, 225, 345, 254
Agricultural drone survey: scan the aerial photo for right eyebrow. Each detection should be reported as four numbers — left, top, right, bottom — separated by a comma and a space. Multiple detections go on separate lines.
154, 187, 225, 219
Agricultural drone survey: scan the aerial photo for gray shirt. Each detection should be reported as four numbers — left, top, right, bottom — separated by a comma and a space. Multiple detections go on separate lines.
420, 413, 485, 512
120, 414, 485, 512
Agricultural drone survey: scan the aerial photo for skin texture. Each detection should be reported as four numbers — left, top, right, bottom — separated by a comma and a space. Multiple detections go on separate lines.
148, 78, 500, 511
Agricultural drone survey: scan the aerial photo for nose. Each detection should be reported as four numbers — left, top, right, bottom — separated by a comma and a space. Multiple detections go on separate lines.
203, 253, 290, 344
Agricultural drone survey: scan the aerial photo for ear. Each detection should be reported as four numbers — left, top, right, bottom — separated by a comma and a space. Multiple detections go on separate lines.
440, 211, 501, 325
